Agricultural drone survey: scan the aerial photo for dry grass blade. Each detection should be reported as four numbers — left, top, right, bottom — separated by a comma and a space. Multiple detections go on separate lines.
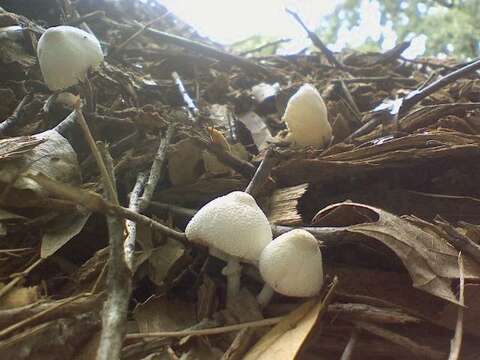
125, 317, 283, 339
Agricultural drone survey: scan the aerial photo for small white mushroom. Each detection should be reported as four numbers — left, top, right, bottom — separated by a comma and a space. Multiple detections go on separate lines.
283, 84, 332, 148
37, 26, 104, 91
257, 229, 323, 307
185, 191, 272, 303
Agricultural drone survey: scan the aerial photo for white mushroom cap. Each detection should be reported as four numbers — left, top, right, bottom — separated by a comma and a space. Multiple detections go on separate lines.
282, 84, 332, 147
185, 191, 272, 262
37, 26, 104, 91
259, 229, 323, 297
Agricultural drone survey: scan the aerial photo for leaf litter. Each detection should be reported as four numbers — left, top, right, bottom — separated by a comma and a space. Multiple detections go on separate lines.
0, 1, 479, 359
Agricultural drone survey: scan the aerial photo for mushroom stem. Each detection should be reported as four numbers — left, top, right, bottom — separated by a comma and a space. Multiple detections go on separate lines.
257, 284, 274, 308
222, 258, 242, 303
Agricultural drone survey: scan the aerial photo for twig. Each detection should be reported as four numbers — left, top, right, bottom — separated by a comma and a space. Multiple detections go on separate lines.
285, 8, 344, 69
353, 321, 445, 359
400, 57, 480, 115
146, 201, 197, 218
125, 123, 175, 269
124, 172, 147, 271
74, 101, 117, 204
346, 58, 480, 142
192, 137, 256, 179
96, 147, 129, 360
328, 303, 420, 324
141, 124, 176, 203
0, 258, 44, 299
244, 149, 277, 197
340, 327, 360, 360
434, 217, 480, 264
125, 316, 283, 339
137, 23, 274, 78
110, 16, 167, 56
172, 72, 199, 122
65, 10, 105, 26
61, 0, 95, 35
271, 224, 351, 246
28, 173, 188, 244
239, 38, 291, 56
448, 253, 464, 360
0, 293, 87, 339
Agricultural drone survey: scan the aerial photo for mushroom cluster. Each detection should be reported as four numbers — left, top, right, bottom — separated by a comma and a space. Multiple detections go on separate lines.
283, 83, 332, 148
185, 191, 324, 308
37, 25, 104, 91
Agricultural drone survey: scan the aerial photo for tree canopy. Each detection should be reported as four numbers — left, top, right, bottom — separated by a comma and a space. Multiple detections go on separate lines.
319, 0, 480, 59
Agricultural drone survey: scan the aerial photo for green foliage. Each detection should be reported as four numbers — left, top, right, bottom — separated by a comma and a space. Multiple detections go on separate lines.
319, 0, 480, 59
229, 35, 284, 57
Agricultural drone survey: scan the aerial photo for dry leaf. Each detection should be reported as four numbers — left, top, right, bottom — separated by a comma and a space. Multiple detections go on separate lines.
146, 239, 186, 286
40, 211, 91, 259
168, 138, 203, 186
243, 299, 324, 360
313, 202, 480, 304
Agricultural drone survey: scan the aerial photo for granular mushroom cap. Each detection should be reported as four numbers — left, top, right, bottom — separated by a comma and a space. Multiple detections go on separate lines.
283, 83, 332, 147
37, 25, 104, 91
185, 191, 273, 261
259, 229, 323, 297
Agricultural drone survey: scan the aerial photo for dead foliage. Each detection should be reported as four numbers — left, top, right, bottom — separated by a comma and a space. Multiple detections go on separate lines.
0, 0, 480, 359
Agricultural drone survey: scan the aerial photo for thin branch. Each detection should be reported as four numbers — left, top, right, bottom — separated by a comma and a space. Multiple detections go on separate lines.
192, 137, 256, 179
354, 321, 445, 360
28, 173, 188, 244
138, 23, 274, 78
448, 253, 464, 360
286, 8, 344, 69
146, 200, 197, 218
244, 148, 277, 197
340, 327, 360, 360
172, 72, 199, 122
0, 258, 44, 299
400, 56, 480, 115
74, 101, 117, 204
96, 147, 129, 360
0, 293, 87, 339
141, 124, 176, 203
239, 38, 291, 56
125, 316, 283, 339
65, 10, 105, 26
124, 172, 147, 271
110, 16, 167, 56
125, 123, 176, 270
435, 217, 480, 264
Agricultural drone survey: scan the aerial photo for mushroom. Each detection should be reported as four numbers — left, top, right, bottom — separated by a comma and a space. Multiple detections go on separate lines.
257, 229, 323, 307
185, 191, 272, 303
282, 83, 332, 147
37, 26, 104, 91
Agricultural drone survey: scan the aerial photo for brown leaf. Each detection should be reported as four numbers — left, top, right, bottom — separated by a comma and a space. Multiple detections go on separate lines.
243, 299, 324, 360
313, 202, 480, 304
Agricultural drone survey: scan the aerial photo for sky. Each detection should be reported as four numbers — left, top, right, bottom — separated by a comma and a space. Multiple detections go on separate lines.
158, 0, 426, 59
